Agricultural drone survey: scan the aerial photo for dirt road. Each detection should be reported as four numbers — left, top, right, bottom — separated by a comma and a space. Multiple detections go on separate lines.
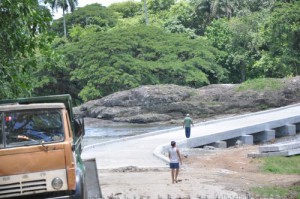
98, 145, 299, 199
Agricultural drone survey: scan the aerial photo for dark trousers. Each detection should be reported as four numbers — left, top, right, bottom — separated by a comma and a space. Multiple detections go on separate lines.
185, 127, 191, 138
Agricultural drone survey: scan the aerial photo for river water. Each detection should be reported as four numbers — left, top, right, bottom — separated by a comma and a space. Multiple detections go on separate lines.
82, 121, 177, 147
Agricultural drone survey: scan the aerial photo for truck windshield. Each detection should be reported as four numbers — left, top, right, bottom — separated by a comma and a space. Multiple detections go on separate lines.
0, 110, 64, 148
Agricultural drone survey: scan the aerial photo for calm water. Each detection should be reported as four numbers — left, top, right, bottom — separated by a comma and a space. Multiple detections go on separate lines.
82, 124, 177, 147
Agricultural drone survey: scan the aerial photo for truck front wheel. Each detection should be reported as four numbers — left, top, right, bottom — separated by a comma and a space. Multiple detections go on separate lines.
71, 168, 87, 199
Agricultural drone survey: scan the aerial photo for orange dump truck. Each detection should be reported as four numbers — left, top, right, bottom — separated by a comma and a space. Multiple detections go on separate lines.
0, 95, 100, 199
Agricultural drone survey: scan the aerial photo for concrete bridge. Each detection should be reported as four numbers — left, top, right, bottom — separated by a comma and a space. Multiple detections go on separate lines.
82, 103, 300, 169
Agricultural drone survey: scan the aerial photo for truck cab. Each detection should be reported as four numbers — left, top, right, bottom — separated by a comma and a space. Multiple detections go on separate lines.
0, 95, 86, 199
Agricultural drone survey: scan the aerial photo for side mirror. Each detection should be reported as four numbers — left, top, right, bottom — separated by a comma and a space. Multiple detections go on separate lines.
74, 117, 85, 137
71, 144, 75, 151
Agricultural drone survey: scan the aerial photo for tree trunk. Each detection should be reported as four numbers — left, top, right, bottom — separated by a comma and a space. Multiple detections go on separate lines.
143, 0, 149, 25
241, 65, 246, 82
63, 9, 67, 39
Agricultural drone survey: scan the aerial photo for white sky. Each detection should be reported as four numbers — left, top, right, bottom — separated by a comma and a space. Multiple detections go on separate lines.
52, 0, 140, 19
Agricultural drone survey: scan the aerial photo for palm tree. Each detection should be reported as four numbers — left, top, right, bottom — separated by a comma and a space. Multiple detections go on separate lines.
46, 0, 78, 38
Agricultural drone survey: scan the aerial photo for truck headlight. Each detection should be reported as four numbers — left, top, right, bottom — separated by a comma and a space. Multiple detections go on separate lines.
52, 177, 63, 190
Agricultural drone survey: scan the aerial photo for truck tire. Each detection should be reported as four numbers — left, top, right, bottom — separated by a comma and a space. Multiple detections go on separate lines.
71, 168, 86, 199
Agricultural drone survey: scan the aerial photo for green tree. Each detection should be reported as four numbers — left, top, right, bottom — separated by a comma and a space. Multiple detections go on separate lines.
189, 0, 276, 35
109, 1, 141, 18
57, 25, 226, 101
31, 38, 72, 97
162, 0, 197, 37
46, 0, 78, 38
51, 3, 118, 37
255, 1, 300, 77
168, 0, 193, 26
189, 0, 235, 34
206, 11, 268, 82
147, 0, 175, 12
0, 0, 52, 99
206, 1, 299, 82
227, 15, 262, 82
29, 35, 83, 104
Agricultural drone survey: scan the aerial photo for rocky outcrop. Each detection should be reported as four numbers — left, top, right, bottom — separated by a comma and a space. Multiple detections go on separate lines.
74, 76, 300, 124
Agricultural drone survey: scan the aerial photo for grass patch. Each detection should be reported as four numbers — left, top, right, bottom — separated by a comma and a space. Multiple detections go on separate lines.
250, 156, 300, 198
236, 78, 283, 92
205, 101, 221, 106
261, 156, 300, 174
257, 104, 270, 110
251, 186, 300, 198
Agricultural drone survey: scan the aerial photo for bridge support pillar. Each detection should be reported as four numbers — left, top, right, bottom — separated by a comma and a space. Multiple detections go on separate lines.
239, 135, 253, 145
212, 141, 227, 148
296, 123, 300, 132
254, 130, 275, 143
277, 124, 296, 137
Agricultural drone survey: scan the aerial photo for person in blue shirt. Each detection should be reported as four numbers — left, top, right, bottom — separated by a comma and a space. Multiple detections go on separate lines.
183, 114, 194, 138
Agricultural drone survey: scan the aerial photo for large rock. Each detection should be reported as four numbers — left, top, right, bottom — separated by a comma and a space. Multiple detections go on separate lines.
74, 76, 300, 124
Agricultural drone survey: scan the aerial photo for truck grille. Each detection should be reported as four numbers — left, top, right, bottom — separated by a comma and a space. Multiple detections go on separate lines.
0, 179, 47, 198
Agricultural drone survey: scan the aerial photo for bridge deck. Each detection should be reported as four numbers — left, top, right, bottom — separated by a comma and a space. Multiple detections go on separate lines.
82, 104, 300, 169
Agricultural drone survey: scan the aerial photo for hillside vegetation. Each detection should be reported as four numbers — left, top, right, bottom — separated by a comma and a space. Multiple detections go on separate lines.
1, 1, 299, 104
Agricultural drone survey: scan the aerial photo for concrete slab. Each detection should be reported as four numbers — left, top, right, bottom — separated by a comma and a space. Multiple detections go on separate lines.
259, 141, 300, 152
287, 148, 300, 156
248, 151, 288, 158
248, 148, 300, 158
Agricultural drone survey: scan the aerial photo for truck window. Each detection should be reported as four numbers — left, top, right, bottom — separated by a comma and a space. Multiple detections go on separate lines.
2, 110, 65, 147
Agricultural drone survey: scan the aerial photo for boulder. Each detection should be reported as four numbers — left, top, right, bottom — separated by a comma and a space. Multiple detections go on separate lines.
74, 76, 300, 124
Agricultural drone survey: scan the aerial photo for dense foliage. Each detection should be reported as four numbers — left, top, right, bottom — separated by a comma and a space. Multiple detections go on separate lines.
0, 0, 52, 99
1, 0, 299, 103
58, 25, 225, 101
51, 3, 119, 37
